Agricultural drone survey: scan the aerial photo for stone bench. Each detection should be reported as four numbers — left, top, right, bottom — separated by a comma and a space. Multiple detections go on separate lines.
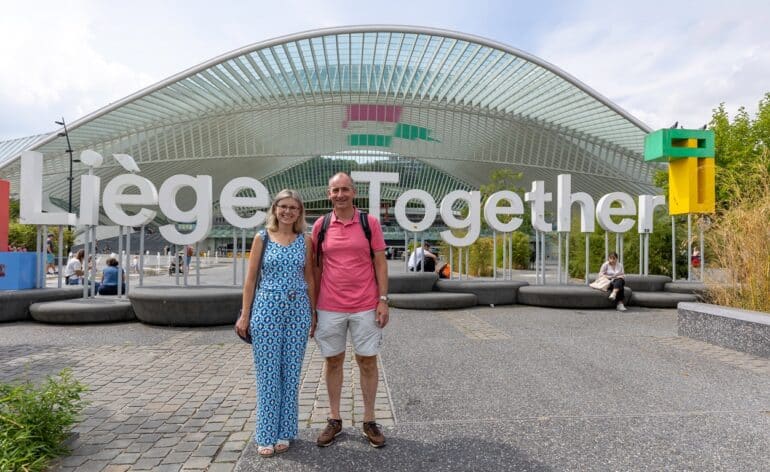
588, 274, 672, 292
129, 285, 242, 326
629, 291, 699, 308
30, 298, 135, 324
664, 281, 707, 295
678, 302, 770, 358
388, 272, 438, 293
388, 292, 478, 310
434, 280, 529, 306
0, 287, 86, 322
517, 285, 633, 309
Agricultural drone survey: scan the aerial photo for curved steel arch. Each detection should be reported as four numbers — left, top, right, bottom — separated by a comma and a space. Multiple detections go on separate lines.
0, 25, 661, 211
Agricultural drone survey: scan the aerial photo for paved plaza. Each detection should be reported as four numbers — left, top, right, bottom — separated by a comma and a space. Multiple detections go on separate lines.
2, 263, 769, 471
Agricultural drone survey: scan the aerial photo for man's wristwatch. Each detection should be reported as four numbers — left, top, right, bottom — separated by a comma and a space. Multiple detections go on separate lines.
379, 295, 389, 302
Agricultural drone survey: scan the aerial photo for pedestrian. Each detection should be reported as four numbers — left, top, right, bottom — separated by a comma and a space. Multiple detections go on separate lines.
235, 189, 315, 458
312, 172, 389, 448
45, 234, 56, 274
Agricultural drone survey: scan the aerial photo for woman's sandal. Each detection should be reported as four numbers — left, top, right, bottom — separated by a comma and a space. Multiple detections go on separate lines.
275, 439, 290, 454
257, 445, 275, 458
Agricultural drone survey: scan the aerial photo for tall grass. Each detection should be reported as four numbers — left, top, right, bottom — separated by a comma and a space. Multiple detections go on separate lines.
705, 153, 770, 313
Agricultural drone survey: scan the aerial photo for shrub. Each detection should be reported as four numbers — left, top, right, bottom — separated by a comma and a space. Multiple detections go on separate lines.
441, 233, 531, 277
0, 369, 88, 472
705, 153, 770, 313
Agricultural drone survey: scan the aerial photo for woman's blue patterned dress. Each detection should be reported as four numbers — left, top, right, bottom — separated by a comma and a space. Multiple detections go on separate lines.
249, 231, 311, 446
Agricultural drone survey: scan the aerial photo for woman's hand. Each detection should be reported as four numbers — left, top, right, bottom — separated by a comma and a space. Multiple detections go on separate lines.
235, 311, 250, 340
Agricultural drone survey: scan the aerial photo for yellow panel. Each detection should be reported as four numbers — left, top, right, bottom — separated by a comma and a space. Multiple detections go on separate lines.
668, 157, 715, 215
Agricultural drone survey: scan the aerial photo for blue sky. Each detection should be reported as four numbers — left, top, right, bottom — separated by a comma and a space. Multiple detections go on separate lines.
1, 0, 768, 140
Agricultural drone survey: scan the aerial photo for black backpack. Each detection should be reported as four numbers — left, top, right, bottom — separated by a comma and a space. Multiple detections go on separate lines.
316, 211, 373, 266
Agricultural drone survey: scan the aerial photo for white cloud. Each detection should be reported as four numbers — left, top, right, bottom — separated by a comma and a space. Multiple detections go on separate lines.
534, 0, 770, 129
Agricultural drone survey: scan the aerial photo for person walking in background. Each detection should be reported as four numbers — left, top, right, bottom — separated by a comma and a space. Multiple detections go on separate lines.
45, 234, 56, 274
313, 172, 389, 448
599, 251, 627, 311
235, 189, 315, 458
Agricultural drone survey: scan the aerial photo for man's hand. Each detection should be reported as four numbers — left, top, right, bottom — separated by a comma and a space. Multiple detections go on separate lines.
376, 301, 389, 328
309, 310, 318, 338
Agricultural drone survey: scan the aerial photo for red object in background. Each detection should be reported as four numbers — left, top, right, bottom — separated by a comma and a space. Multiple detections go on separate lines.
0, 179, 9, 252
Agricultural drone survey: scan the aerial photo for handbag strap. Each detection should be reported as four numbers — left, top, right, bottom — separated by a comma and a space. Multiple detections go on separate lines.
256, 230, 270, 289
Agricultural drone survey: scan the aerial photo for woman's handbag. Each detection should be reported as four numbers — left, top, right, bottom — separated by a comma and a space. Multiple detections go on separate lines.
235, 231, 269, 344
589, 275, 611, 291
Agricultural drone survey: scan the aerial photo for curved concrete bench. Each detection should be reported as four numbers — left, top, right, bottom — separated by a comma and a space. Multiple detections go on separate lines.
389, 292, 477, 310
588, 274, 672, 292
629, 291, 699, 308
664, 281, 707, 295
435, 280, 529, 306
0, 287, 85, 323
129, 286, 242, 326
518, 285, 632, 309
389, 272, 438, 294
30, 298, 135, 324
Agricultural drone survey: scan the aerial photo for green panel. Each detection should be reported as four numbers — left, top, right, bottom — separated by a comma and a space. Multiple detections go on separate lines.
393, 123, 439, 142
347, 134, 392, 147
644, 129, 715, 162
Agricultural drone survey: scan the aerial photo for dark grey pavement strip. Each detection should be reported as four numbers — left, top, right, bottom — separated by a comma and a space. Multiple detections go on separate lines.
2, 299, 769, 471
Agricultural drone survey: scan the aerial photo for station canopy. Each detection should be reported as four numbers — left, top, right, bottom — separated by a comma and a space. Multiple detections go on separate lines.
0, 25, 662, 223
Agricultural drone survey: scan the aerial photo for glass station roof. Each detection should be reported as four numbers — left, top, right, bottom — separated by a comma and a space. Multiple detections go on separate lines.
0, 25, 661, 211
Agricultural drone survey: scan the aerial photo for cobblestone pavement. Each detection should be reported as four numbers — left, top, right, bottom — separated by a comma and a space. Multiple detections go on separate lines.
0, 329, 394, 472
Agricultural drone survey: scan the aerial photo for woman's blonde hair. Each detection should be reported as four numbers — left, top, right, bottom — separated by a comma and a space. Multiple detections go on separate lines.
265, 189, 306, 233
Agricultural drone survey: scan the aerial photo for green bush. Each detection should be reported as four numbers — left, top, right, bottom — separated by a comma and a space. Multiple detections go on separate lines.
441, 233, 531, 277
0, 369, 87, 472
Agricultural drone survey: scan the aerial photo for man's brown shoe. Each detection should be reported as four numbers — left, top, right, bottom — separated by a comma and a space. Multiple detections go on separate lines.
362, 421, 385, 448
317, 418, 342, 447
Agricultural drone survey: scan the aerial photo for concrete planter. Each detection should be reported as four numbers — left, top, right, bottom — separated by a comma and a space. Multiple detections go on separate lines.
677, 302, 770, 358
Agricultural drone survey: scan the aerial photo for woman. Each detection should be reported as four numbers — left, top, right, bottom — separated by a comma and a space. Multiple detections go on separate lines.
599, 251, 627, 311
235, 189, 315, 458
98, 257, 125, 295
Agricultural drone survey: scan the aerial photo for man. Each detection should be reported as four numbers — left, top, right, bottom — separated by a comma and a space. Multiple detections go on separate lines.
408, 241, 437, 272
312, 172, 389, 448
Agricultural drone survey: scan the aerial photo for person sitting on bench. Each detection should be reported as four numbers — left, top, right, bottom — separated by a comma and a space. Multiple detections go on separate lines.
98, 257, 125, 295
408, 242, 437, 272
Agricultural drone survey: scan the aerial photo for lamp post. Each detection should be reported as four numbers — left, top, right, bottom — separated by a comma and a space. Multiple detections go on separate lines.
54, 118, 77, 216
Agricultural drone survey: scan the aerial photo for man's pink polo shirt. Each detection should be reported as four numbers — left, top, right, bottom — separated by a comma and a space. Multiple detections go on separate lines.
312, 210, 386, 313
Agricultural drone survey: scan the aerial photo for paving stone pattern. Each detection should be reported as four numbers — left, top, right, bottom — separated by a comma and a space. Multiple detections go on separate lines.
0, 333, 394, 471
441, 311, 512, 340
654, 336, 770, 375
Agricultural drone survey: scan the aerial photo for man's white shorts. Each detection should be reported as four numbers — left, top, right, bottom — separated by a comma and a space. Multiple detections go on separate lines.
315, 309, 382, 357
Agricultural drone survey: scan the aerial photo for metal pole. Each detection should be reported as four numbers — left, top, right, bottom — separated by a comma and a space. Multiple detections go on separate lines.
232, 231, 237, 285
671, 216, 676, 281
175, 243, 180, 285
541, 232, 546, 285
645, 233, 650, 276
534, 231, 539, 284
458, 247, 462, 279
36, 226, 42, 288
604, 231, 609, 261
465, 247, 469, 279
117, 226, 124, 298
502, 233, 507, 280
557, 233, 562, 284
241, 229, 246, 286
419, 235, 424, 272
195, 241, 200, 285
639, 234, 643, 275
449, 246, 453, 280
493, 231, 497, 280
584, 234, 589, 284
139, 225, 145, 286
687, 214, 692, 281
57, 225, 63, 287
83, 226, 90, 298
699, 223, 705, 282
92, 226, 98, 298
125, 227, 131, 294
564, 233, 569, 284
404, 232, 408, 272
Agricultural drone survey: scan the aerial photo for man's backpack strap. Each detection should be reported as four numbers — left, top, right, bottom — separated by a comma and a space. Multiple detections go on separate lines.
315, 213, 332, 266
358, 211, 374, 259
